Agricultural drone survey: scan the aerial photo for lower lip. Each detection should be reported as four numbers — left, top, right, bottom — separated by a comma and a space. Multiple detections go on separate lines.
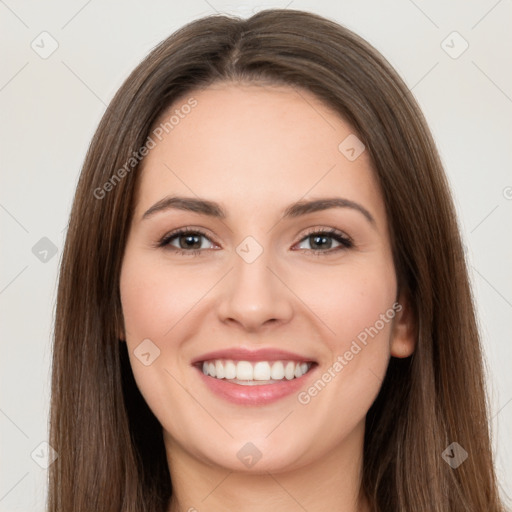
194, 364, 318, 406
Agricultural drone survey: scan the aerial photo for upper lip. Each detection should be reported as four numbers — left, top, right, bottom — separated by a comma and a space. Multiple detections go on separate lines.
191, 347, 317, 365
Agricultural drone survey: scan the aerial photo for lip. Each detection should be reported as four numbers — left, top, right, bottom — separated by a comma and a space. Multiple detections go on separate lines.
191, 347, 317, 365
194, 363, 319, 406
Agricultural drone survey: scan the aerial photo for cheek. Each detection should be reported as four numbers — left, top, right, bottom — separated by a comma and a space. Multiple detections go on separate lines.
292, 256, 397, 412
294, 257, 397, 348
120, 259, 202, 443
119, 252, 228, 418
120, 257, 205, 341
293, 264, 396, 421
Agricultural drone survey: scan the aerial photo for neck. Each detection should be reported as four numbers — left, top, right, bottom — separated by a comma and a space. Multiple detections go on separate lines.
165, 420, 370, 512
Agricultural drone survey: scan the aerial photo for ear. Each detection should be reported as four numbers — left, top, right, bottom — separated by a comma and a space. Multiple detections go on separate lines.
390, 290, 416, 358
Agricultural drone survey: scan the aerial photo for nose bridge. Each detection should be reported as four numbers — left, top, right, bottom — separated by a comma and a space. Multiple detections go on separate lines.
216, 238, 293, 330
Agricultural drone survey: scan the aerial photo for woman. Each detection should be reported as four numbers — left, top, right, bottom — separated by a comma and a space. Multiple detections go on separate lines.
48, 8, 507, 512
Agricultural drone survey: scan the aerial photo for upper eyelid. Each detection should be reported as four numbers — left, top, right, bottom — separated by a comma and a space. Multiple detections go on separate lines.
300, 226, 352, 241
162, 226, 219, 245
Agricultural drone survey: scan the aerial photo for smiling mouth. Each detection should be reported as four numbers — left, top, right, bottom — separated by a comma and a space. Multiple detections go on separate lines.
195, 359, 317, 385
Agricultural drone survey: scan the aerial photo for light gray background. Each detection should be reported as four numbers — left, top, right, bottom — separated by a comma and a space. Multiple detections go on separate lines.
1, 1, 511, 510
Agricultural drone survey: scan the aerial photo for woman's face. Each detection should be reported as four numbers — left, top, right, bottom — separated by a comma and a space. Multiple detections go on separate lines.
119, 82, 414, 473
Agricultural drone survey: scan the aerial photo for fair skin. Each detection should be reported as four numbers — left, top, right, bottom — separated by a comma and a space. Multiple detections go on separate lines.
119, 82, 415, 512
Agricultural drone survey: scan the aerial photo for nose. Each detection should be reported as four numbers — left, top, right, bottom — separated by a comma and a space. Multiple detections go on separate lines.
216, 246, 294, 333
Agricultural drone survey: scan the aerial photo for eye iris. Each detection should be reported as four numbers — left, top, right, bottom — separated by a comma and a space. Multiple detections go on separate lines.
310, 234, 332, 250
180, 233, 202, 249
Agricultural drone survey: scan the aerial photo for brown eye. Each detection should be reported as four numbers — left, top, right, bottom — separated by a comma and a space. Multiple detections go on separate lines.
158, 228, 216, 256
295, 229, 353, 255
174, 232, 204, 250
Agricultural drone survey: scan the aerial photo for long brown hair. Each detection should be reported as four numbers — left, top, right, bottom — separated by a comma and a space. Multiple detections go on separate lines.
48, 9, 507, 511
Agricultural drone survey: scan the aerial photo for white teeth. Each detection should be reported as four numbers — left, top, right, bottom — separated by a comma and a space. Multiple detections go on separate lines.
236, 361, 253, 380
285, 361, 295, 380
253, 362, 271, 380
270, 361, 284, 380
215, 360, 225, 379
224, 360, 236, 379
200, 359, 313, 382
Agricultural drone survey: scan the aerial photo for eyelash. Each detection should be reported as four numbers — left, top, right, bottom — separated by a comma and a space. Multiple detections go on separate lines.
156, 226, 354, 257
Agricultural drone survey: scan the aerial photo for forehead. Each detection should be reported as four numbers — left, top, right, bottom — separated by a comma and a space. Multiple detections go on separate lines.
135, 83, 385, 226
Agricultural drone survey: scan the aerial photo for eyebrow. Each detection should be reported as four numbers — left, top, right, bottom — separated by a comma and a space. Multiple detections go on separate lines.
141, 195, 376, 226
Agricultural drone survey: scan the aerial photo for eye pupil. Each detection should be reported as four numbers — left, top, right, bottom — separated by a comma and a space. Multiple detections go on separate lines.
310, 234, 331, 250
180, 233, 201, 249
